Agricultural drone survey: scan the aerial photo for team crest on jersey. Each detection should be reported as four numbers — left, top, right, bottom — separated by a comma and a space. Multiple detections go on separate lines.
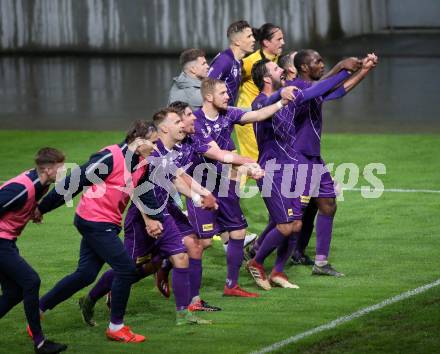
287, 208, 293, 216
232, 66, 238, 77
202, 126, 212, 138
202, 223, 214, 232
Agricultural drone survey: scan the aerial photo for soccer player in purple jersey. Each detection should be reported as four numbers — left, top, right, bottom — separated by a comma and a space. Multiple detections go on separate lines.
287, 50, 378, 276
155, 101, 265, 309
188, 77, 290, 297
248, 52, 363, 267
30, 122, 159, 343
245, 59, 353, 290
208, 20, 255, 106
80, 107, 218, 327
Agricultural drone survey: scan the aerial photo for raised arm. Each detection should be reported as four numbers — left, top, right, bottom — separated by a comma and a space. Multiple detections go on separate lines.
203, 141, 255, 165
295, 69, 351, 104
239, 100, 284, 124
321, 57, 362, 80
340, 53, 378, 93
257, 86, 297, 107
37, 151, 114, 215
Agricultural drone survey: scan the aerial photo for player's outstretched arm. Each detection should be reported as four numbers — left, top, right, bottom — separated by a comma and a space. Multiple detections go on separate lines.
342, 53, 378, 93
297, 69, 352, 103
37, 153, 114, 215
322, 57, 362, 79
203, 141, 255, 166
239, 100, 285, 124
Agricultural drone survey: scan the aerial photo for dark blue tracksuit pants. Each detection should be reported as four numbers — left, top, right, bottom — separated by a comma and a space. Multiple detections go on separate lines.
39, 214, 138, 324
0, 238, 43, 341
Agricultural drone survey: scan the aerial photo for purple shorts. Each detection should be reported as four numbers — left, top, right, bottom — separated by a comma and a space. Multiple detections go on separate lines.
124, 204, 186, 262
166, 201, 195, 239
186, 178, 248, 238
257, 169, 303, 224
296, 154, 336, 198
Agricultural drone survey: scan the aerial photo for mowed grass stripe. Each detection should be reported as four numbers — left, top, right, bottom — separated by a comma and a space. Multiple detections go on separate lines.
0, 131, 439, 354
251, 278, 440, 354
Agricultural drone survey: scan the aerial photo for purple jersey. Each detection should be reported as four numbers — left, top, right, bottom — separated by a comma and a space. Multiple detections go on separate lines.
285, 70, 350, 156
147, 138, 182, 210
193, 107, 245, 173
252, 93, 298, 166
173, 134, 210, 175
208, 48, 242, 106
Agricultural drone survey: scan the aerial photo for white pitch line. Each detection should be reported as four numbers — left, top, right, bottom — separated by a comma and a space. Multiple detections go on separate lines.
1, 179, 439, 194
344, 187, 440, 194
250, 278, 440, 354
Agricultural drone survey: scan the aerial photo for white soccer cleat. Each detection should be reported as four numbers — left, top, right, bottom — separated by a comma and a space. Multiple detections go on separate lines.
246, 259, 271, 291
269, 271, 300, 289
243, 232, 257, 248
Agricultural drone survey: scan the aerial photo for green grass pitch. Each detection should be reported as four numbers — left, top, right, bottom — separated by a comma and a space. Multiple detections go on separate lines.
0, 131, 439, 354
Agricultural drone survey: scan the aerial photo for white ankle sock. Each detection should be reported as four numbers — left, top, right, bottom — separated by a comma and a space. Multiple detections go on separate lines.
315, 260, 328, 267
108, 322, 124, 331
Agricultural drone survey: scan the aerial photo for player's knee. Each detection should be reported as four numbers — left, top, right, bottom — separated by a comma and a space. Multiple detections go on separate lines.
24, 272, 41, 292
319, 199, 337, 216
77, 270, 99, 286
184, 237, 203, 257
323, 203, 337, 216
171, 252, 189, 268
275, 223, 291, 237
230, 229, 246, 240
291, 220, 303, 233
277, 220, 303, 236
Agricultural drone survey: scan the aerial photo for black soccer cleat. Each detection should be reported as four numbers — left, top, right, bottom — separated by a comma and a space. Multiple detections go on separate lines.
312, 263, 345, 277
291, 252, 314, 266
34, 340, 67, 354
188, 299, 222, 312
79, 295, 97, 327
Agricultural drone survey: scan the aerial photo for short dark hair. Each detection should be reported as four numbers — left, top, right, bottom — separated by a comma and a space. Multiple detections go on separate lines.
278, 50, 296, 71
251, 58, 271, 91
35, 147, 65, 168
227, 20, 251, 40
125, 120, 157, 144
253, 23, 281, 44
168, 101, 190, 116
200, 78, 225, 98
179, 48, 206, 68
294, 49, 315, 73
152, 107, 180, 127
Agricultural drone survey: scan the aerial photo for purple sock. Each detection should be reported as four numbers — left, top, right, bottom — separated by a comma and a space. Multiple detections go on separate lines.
316, 213, 334, 259
189, 258, 202, 300
88, 270, 115, 303
172, 267, 190, 311
255, 227, 285, 265
254, 218, 276, 252
33, 330, 45, 347
274, 235, 297, 272
226, 238, 244, 288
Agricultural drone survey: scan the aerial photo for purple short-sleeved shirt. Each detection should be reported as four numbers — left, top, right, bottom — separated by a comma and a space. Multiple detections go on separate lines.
193, 107, 245, 173
208, 48, 242, 106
